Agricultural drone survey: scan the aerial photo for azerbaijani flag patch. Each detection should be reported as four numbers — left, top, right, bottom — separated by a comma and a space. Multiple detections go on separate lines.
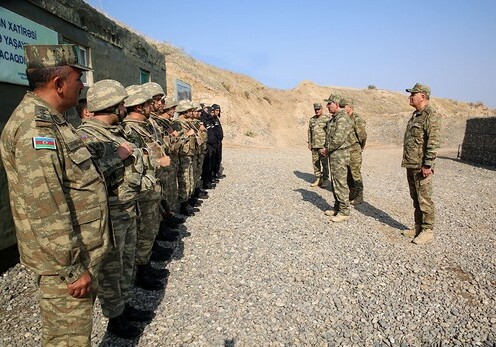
33, 137, 57, 150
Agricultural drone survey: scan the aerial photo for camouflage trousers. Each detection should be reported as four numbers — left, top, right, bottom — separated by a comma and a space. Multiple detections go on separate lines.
159, 155, 180, 214
97, 201, 137, 318
406, 168, 435, 230
39, 274, 95, 346
347, 143, 364, 200
311, 148, 329, 180
136, 198, 161, 265
194, 153, 204, 191
178, 155, 194, 203
330, 148, 351, 215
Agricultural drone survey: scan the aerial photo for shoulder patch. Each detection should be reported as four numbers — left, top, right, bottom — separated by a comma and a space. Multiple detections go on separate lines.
34, 106, 53, 123
33, 137, 57, 150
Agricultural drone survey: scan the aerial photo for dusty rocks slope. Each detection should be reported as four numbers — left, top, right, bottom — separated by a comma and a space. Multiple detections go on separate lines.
154, 41, 495, 149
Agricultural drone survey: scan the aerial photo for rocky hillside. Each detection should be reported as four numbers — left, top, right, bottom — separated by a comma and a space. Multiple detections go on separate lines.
152, 41, 495, 149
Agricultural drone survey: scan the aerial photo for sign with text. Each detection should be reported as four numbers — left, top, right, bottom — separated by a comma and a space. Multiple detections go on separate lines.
175, 79, 192, 101
0, 7, 58, 85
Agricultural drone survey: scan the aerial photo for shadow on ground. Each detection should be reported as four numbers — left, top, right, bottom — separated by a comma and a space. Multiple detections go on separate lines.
293, 170, 315, 184
438, 156, 496, 172
294, 188, 332, 212
354, 202, 409, 231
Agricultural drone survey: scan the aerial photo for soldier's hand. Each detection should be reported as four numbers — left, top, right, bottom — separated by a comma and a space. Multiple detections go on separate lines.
187, 129, 195, 136
421, 166, 432, 177
308, 143, 311, 150
199, 124, 206, 131
67, 272, 92, 298
117, 142, 134, 160
319, 148, 328, 156
158, 155, 171, 167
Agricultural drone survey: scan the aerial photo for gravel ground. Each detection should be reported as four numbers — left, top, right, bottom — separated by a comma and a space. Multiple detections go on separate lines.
1, 145, 495, 347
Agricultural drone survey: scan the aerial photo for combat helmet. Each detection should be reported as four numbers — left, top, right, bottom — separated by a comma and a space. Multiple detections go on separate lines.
176, 100, 194, 113
143, 82, 165, 98
125, 85, 151, 108
163, 96, 178, 110
87, 79, 128, 113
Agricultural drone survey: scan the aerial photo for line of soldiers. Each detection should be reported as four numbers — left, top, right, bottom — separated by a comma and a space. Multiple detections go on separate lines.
0, 44, 226, 345
308, 95, 367, 223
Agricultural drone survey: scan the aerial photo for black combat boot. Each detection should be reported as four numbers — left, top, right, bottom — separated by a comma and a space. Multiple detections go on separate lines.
107, 314, 142, 339
123, 304, 155, 322
155, 226, 179, 242
150, 244, 174, 262
135, 265, 166, 291
180, 202, 195, 216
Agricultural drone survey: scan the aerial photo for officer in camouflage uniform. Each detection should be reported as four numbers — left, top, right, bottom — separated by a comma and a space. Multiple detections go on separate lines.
308, 102, 330, 188
341, 98, 367, 205
122, 85, 172, 290
175, 100, 198, 216
77, 80, 155, 338
401, 83, 441, 245
0, 44, 110, 346
321, 94, 354, 222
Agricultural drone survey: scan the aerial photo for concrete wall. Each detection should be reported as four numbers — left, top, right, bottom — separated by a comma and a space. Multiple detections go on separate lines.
460, 117, 496, 166
0, 0, 166, 251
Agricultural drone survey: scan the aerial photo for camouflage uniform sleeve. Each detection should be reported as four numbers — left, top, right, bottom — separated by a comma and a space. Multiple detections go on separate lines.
15, 124, 86, 281
308, 118, 312, 144
326, 115, 354, 152
423, 108, 441, 167
355, 115, 367, 148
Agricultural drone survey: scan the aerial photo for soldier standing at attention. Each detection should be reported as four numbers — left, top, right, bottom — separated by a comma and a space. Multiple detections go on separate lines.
341, 98, 367, 205
211, 104, 225, 179
401, 83, 440, 245
122, 85, 172, 290
321, 94, 354, 223
307, 103, 330, 188
0, 44, 110, 346
78, 80, 155, 338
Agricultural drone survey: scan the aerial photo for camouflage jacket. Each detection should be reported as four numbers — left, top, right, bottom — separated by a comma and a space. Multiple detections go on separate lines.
77, 118, 146, 205
176, 117, 197, 156
402, 105, 441, 169
149, 115, 182, 156
0, 92, 110, 283
349, 112, 367, 149
324, 110, 354, 153
121, 117, 164, 200
308, 114, 330, 148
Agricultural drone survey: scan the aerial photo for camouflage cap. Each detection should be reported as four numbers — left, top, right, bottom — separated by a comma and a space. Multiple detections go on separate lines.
339, 98, 355, 108
143, 82, 165, 98
176, 100, 194, 113
406, 83, 431, 97
313, 103, 322, 110
24, 44, 91, 71
163, 96, 178, 110
87, 79, 128, 112
324, 94, 341, 104
192, 102, 203, 112
124, 85, 151, 108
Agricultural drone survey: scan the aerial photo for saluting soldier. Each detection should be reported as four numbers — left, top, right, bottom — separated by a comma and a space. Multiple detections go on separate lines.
122, 85, 172, 291
0, 44, 110, 346
77, 80, 155, 338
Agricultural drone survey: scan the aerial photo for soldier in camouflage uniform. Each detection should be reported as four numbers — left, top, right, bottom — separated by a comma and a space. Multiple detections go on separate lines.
122, 85, 172, 290
308, 103, 330, 188
77, 80, 155, 339
175, 100, 198, 216
401, 83, 441, 245
190, 103, 209, 203
0, 44, 110, 346
341, 98, 367, 205
321, 94, 354, 222
144, 83, 184, 236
